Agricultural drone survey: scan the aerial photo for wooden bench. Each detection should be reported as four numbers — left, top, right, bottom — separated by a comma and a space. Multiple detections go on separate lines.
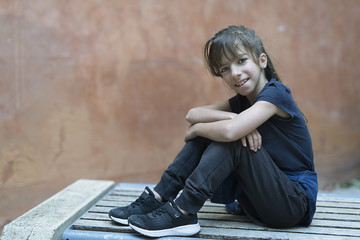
62, 182, 360, 240
1, 179, 115, 240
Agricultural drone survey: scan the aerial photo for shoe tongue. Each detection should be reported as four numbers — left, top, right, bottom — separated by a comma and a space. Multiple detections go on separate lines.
145, 186, 154, 197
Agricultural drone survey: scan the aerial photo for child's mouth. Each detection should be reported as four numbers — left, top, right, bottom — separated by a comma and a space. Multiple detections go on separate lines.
235, 78, 249, 87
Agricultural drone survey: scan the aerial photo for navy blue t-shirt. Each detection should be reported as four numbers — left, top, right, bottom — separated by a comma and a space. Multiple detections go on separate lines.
226, 78, 318, 226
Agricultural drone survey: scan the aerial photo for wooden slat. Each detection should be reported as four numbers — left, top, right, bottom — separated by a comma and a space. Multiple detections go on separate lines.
315, 202, 360, 209
110, 189, 360, 204
72, 219, 132, 233
317, 195, 360, 203
103, 195, 360, 209
90, 204, 360, 219
199, 220, 360, 237
199, 226, 359, 240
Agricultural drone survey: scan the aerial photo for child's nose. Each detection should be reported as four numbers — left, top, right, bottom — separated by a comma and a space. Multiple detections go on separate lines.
231, 64, 242, 77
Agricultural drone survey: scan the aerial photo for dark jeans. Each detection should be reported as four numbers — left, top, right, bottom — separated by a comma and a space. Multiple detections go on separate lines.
154, 137, 308, 228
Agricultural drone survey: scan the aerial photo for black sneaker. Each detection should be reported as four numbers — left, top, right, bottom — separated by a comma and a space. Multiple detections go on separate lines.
128, 198, 200, 237
108, 186, 164, 225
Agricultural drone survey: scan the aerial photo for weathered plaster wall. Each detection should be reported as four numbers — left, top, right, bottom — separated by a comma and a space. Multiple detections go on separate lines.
0, 0, 359, 229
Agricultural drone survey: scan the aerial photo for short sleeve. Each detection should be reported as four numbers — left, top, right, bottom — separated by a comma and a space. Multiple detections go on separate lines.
255, 80, 298, 119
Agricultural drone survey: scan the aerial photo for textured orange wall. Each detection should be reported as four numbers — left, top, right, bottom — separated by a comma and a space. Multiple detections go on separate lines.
0, 0, 359, 228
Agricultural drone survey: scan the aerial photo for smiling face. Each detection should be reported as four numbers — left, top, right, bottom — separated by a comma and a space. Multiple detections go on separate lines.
219, 44, 268, 102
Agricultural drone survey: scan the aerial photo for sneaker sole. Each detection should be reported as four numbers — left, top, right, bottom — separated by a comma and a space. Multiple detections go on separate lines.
109, 215, 128, 225
129, 223, 201, 237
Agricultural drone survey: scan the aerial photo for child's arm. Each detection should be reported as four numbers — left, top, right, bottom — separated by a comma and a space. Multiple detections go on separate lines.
185, 101, 279, 143
185, 101, 237, 124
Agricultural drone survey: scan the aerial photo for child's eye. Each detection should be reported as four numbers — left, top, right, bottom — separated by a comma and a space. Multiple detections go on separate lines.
239, 58, 248, 64
220, 67, 229, 73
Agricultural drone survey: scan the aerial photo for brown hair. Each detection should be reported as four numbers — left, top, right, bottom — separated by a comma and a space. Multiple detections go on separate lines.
204, 25, 281, 82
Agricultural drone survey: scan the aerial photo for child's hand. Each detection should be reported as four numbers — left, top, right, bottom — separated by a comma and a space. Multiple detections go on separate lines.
241, 129, 262, 152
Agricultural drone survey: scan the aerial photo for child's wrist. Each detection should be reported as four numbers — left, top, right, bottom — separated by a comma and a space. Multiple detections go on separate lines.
192, 123, 203, 137
229, 113, 237, 119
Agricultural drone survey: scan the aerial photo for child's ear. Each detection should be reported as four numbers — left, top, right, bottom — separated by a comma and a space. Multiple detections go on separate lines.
259, 53, 267, 68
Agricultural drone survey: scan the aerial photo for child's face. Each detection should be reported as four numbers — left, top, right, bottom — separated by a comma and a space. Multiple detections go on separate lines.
219, 44, 267, 101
